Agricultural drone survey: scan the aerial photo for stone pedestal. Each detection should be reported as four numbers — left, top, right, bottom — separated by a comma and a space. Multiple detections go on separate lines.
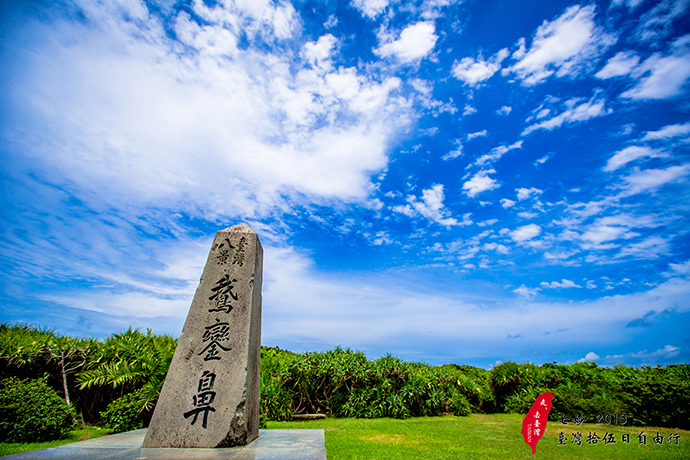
3, 429, 328, 460
143, 223, 263, 448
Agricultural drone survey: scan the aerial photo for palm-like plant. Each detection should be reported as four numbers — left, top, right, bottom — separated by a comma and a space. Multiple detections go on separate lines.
1, 323, 96, 406
76, 328, 176, 412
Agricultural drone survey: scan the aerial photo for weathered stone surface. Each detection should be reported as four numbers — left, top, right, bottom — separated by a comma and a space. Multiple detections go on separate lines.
143, 223, 262, 448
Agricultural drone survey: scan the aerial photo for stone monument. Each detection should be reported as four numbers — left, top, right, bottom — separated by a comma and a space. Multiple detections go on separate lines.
143, 223, 262, 448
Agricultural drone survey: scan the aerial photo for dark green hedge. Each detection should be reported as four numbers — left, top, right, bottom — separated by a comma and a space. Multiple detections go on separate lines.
0, 377, 76, 443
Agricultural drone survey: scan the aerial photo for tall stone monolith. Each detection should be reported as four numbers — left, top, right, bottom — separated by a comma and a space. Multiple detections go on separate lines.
142, 223, 262, 448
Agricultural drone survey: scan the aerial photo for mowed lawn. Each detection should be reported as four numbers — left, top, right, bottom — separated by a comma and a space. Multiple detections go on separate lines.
2, 416, 687, 458
0, 426, 114, 457
266, 414, 690, 460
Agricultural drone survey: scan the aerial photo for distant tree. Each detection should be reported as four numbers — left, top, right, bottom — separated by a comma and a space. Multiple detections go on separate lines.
45, 335, 97, 406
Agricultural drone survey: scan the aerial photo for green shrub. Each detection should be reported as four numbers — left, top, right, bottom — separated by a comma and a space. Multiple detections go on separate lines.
260, 375, 293, 421
617, 365, 690, 429
448, 390, 471, 416
100, 392, 144, 433
0, 377, 77, 443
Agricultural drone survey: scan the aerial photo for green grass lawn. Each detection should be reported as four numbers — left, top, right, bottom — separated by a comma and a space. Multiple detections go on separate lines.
267, 414, 690, 460
2, 416, 687, 459
0, 426, 114, 457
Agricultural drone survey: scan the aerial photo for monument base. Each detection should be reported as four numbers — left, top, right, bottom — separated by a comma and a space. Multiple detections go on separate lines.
3, 428, 327, 460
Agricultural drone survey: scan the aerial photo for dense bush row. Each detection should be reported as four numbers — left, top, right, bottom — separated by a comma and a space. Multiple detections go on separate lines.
1, 322, 688, 444
260, 347, 474, 422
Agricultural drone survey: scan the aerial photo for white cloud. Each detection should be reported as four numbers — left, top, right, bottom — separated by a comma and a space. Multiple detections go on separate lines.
484, 242, 509, 254
516, 187, 543, 201
463, 170, 500, 197
510, 224, 542, 242
302, 34, 338, 71
621, 164, 690, 195
500, 198, 516, 208
604, 146, 667, 171
474, 141, 523, 166
581, 224, 638, 245
669, 260, 690, 275
610, 0, 646, 10
2, 0, 415, 219
513, 285, 538, 297
635, 0, 690, 43
452, 49, 509, 86
573, 213, 666, 251
535, 155, 550, 165
616, 236, 670, 260
595, 51, 640, 79
622, 37, 690, 100
351, 0, 390, 19
496, 106, 512, 116
463, 104, 477, 116
522, 95, 609, 135
642, 122, 690, 141
376, 22, 438, 63
401, 184, 463, 227
392, 204, 415, 217
467, 130, 488, 141
541, 279, 580, 288
577, 351, 600, 362
509, 5, 616, 85
441, 141, 464, 161
603, 345, 680, 365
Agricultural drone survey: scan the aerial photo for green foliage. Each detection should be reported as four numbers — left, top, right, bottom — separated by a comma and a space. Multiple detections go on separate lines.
0, 323, 56, 369
617, 365, 690, 429
3, 322, 690, 432
259, 347, 481, 420
77, 327, 176, 414
99, 392, 145, 433
0, 377, 76, 443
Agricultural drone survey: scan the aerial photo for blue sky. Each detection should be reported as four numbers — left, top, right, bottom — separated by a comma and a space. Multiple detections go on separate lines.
1, 0, 689, 368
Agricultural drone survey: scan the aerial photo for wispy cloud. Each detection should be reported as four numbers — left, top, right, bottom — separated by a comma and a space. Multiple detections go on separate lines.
620, 164, 690, 196
394, 184, 464, 227
474, 141, 523, 166
621, 35, 690, 100
2, 0, 417, 219
452, 49, 509, 86
604, 146, 667, 171
522, 94, 610, 135
641, 122, 690, 141
352, 0, 390, 19
595, 51, 640, 79
510, 224, 542, 242
508, 4, 616, 85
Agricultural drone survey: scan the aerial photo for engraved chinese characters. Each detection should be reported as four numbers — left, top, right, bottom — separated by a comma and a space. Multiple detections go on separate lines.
183, 371, 217, 429
142, 223, 262, 448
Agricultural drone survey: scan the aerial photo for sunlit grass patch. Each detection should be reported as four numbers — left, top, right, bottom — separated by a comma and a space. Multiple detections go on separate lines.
267, 414, 690, 460
0, 426, 114, 457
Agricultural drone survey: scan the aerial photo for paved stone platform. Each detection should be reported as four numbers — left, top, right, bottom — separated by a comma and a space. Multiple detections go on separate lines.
3, 429, 327, 460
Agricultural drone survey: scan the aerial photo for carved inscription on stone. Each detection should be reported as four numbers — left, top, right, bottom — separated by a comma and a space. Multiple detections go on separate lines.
142, 223, 262, 448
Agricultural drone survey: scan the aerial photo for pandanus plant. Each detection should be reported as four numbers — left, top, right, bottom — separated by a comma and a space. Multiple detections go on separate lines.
76, 327, 176, 412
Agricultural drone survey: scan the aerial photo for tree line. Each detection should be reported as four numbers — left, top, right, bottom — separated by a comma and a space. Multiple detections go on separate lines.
1, 323, 688, 441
